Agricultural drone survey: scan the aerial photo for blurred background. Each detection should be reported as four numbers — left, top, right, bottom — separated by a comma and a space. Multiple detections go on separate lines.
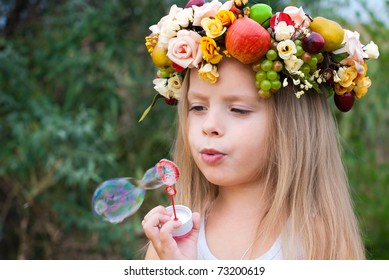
0, 0, 388, 259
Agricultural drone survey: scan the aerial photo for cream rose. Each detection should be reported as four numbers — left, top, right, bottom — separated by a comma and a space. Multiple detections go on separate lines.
167, 30, 203, 69
283, 6, 310, 28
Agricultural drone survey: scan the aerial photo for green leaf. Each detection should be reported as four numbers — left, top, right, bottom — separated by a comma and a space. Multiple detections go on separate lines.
331, 52, 349, 63
138, 93, 163, 122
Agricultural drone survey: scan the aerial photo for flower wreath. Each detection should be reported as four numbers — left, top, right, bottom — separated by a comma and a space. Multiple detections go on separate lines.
141, 0, 379, 121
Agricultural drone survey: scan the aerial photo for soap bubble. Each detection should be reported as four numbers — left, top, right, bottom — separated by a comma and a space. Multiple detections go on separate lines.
92, 159, 180, 223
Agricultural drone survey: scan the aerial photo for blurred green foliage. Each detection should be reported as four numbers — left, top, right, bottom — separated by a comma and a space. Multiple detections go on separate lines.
0, 0, 388, 259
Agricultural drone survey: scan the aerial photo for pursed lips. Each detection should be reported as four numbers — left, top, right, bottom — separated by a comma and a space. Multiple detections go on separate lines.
200, 148, 226, 164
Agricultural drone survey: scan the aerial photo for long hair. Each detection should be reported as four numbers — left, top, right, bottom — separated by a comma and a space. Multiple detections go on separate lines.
173, 77, 365, 259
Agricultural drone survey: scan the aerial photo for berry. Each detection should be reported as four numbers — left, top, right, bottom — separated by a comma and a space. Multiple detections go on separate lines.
334, 92, 355, 112
272, 60, 283, 72
256, 70, 267, 82
267, 70, 278, 81
164, 97, 178, 106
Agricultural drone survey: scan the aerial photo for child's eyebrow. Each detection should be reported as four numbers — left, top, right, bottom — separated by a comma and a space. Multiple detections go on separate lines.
187, 90, 208, 100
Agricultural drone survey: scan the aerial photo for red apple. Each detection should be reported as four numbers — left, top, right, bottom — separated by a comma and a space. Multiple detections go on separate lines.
334, 92, 355, 112
225, 17, 271, 64
302, 32, 325, 54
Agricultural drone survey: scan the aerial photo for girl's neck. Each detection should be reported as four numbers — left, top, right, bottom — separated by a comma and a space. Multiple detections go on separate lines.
210, 182, 270, 219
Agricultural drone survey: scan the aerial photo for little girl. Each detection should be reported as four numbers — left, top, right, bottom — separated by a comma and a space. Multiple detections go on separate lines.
141, 0, 378, 260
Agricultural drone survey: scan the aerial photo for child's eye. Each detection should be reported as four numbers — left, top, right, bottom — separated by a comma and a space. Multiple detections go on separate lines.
231, 108, 250, 115
189, 105, 207, 112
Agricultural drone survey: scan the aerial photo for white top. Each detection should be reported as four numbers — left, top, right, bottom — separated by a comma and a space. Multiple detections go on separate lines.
197, 218, 283, 260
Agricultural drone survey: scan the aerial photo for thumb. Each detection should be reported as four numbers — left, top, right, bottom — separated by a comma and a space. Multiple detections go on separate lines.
192, 212, 201, 232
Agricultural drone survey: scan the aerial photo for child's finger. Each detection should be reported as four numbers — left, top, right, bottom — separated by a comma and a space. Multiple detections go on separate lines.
143, 205, 170, 222
142, 212, 171, 242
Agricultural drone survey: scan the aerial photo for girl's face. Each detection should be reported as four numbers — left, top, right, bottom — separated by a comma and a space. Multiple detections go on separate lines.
187, 58, 270, 188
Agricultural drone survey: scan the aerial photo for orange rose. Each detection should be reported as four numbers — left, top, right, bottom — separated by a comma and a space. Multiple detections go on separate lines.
353, 76, 371, 99
335, 83, 354, 96
338, 66, 358, 88
198, 63, 219, 84
216, 10, 236, 27
199, 37, 223, 64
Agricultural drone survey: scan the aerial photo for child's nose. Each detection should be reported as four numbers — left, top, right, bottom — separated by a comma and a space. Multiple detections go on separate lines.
202, 110, 224, 137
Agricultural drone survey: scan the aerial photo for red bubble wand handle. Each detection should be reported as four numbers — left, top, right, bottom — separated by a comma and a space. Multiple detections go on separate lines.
165, 186, 178, 220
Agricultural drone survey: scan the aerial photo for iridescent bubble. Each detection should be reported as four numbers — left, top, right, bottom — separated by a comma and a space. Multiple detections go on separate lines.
92, 159, 180, 223
92, 177, 145, 224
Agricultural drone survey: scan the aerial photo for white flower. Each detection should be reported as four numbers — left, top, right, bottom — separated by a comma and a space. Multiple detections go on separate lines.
284, 55, 303, 73
277, 39, 297, 60
283, 78, 289, 87
167, 75, 183, 99
153, 78, 169, 97
295, 91, 304, 98
192, 0, 222, 26
149, 5, 182, 34
293, 79, 300, 85
174, 8, 194, 28
158, 18, 181, 49
274, 21, 295, 41
363, 41, 380, 59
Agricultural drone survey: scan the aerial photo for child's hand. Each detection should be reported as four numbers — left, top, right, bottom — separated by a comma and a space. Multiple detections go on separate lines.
142, 205, 201, 259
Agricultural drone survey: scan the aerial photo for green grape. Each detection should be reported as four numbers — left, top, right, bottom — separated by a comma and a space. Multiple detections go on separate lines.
256, 70, 267, 82
315, 53, 324, 63
266, 49, 278, 61
260, 80, 272, 91
300, 64, 311, 75
308, 56, 318, 68
267, 70, 278, 81
255, 80, 261, 89
294, 39, 302, 47
261, 60, 273, 72
296, 45, 303, 57
271, 80, 282, 90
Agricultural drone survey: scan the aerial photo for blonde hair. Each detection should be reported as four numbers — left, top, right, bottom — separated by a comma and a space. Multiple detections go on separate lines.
172, 77, 365, 259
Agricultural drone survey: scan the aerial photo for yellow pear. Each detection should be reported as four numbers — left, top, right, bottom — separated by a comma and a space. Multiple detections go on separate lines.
309, 17, 345, 52
151, 44, 172, 68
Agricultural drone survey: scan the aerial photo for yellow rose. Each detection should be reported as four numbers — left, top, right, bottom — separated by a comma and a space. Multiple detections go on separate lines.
198, 63, 219, 84
199, 37, 223, 64
337, 66, 358, 88
353, 76, 371, 99
201, 18, 226, 39
216, 10, 236, 27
